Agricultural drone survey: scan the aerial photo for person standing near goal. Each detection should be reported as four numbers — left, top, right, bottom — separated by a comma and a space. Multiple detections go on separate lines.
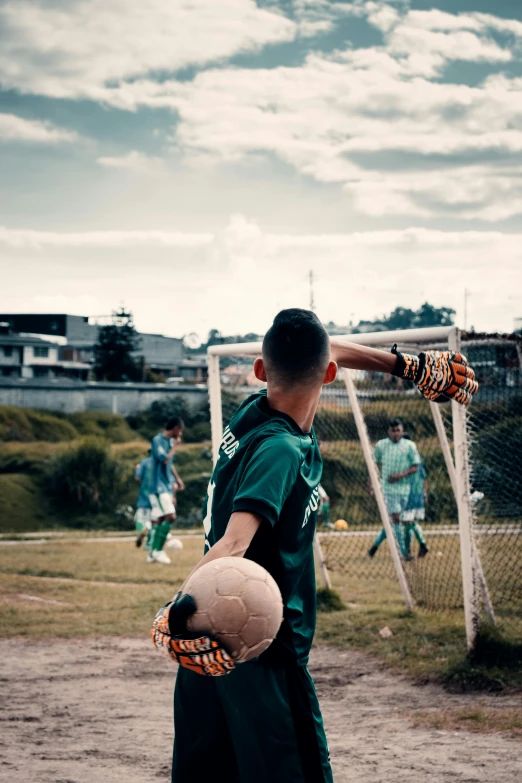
368, 418, 420, 560
152, 309, 477, 783
147, 417, 184, 565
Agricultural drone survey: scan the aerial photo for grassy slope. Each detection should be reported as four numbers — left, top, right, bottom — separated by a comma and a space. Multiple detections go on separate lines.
0, 441, 213, 534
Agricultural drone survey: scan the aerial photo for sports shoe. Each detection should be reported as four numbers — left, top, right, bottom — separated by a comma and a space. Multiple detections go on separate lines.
151, 549, 171, 565
418, 543, 429, 558
368, 545, 378, 558
135, 529, 147, 548
146, 553, 156, 563
403, 553, 414, 562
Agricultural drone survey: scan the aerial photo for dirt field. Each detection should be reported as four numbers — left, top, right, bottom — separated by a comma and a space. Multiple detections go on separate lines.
1, 638, 520, 783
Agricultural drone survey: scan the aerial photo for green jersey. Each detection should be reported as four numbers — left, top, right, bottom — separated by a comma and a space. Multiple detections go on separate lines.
374, 437, 420, 496
202, 390, 323, 665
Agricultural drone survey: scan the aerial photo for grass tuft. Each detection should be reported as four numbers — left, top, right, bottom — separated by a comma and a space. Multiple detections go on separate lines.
316, 587, 346, 612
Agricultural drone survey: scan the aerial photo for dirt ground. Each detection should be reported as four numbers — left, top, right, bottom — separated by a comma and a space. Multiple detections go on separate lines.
1, 638, 521, 783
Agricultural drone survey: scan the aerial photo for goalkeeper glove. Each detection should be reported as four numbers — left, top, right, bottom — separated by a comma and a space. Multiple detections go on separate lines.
151, 592, 235, 677
391, 346, 478, 406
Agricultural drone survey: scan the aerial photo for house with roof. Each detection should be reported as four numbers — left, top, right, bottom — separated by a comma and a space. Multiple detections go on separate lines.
0, 324, 91, 380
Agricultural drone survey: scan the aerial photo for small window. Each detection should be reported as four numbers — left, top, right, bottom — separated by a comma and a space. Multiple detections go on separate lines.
2, 346, 13, 358
34, 347, 49, 358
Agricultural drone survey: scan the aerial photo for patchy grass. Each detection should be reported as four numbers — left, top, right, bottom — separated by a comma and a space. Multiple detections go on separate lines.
0, 537, 204, 639
0, 537, 520, 692
411, 705, 522, 739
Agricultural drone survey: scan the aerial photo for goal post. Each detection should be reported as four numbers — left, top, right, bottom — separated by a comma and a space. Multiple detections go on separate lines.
205, 326, 521, 650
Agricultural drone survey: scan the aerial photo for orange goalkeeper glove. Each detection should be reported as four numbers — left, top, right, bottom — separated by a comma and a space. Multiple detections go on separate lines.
151, 596, 235, 677
391, 346, 478, 406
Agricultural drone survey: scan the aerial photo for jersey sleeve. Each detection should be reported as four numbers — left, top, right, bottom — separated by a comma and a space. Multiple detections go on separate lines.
151, 435, 168, 463
408, 442, 421, 466
232, 434, 302, 527
374, 440, 383, 463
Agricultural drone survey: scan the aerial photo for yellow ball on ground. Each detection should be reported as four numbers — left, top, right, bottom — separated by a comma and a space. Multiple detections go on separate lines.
334, 519, 348, 531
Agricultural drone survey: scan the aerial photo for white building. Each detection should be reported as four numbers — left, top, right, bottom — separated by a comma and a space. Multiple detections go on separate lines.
0, 325, 90, 380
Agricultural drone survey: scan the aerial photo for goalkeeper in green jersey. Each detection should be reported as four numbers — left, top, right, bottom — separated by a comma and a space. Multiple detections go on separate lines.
150, 310, 477, 783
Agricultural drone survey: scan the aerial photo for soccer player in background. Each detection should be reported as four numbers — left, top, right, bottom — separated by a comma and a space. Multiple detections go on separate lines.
134, 449, 153, 549
402, 433, 429, 558
318, 484, 331, 527
368, 418, 420, 560
152, 310, 477, 783
147, 417, 184, 565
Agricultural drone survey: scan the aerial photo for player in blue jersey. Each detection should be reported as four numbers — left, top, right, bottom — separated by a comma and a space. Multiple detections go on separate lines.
402, 435, 429, 557
147, 417, 185, 565
134, 451, 153, 548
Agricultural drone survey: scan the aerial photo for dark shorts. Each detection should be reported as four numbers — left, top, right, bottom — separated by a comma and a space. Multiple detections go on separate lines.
172, 657, 333, 783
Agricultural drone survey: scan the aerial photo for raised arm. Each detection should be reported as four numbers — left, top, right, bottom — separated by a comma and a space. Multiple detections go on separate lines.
330, 338, 478, 406
330, 339, 396, 373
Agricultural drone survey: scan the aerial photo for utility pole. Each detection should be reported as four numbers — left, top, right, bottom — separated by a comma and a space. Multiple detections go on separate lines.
309, 269, 315, 312
464, 288, 469, 331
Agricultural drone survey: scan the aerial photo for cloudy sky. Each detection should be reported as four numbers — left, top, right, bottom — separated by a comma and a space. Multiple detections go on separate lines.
1, 0, 522, 339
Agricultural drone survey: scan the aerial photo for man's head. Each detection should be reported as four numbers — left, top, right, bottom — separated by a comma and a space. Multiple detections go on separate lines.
165, 417, 184, 439
388, 417, 404, 443
255, 309, 336, 390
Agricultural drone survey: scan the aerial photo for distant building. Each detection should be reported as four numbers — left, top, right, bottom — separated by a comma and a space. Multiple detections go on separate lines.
0, 324, 90, 380
0, 313, 185, 379
178, 357, 208, 383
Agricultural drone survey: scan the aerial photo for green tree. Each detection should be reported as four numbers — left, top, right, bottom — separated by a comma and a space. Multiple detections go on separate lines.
93, 308, 142, 381
412, 302, 455, 328
376, 302, 456, 331
382, 306, 416, 331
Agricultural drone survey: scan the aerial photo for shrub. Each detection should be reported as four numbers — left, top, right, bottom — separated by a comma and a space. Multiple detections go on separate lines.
46, 437, 128, 512
69, 411, 138, 443
0, 406, 78, 442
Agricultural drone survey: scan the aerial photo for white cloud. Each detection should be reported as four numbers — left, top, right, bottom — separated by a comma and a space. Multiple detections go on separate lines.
0, 226, 212, 249
97, 150, 165, 175
108, 47, 522, 220
2, 1, 522, 223
0, 0, 296, 100
0, 113, 78, 143
1, 216, 521, 334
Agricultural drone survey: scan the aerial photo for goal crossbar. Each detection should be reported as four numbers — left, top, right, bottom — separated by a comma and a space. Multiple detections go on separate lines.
207, 325, 454, 357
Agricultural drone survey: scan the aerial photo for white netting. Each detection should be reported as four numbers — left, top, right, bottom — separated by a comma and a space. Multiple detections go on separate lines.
213, 331, 522, 643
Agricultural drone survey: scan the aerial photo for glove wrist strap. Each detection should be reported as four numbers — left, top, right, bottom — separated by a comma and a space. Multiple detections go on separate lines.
390, 344, 422, 382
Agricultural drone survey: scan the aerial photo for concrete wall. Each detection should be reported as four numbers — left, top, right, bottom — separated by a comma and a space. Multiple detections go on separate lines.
0, 379, 208, 415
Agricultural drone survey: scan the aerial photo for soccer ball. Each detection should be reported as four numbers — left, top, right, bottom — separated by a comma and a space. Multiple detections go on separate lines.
184, 557, 283, 663
334, 519, 348, 530
166, 536, 184, 550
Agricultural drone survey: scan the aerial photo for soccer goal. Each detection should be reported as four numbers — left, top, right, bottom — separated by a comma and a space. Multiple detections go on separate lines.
207, 327, 522, 651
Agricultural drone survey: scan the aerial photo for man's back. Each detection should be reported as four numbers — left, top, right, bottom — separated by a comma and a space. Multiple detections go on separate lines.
203, 390, 322, 664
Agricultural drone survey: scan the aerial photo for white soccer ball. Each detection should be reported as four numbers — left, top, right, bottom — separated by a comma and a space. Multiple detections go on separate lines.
166, 537, 184, 551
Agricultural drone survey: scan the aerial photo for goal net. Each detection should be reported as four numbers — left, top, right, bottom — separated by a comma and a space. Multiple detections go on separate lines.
207, 327, 522, 648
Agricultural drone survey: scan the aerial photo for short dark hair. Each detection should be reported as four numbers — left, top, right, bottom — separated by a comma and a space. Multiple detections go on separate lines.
388, 417, 403, 429
165, 417, 184, 430
262, 308, 330, 387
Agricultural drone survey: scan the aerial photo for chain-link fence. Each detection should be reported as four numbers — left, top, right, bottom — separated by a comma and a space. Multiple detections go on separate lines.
214, 331, 522, 644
